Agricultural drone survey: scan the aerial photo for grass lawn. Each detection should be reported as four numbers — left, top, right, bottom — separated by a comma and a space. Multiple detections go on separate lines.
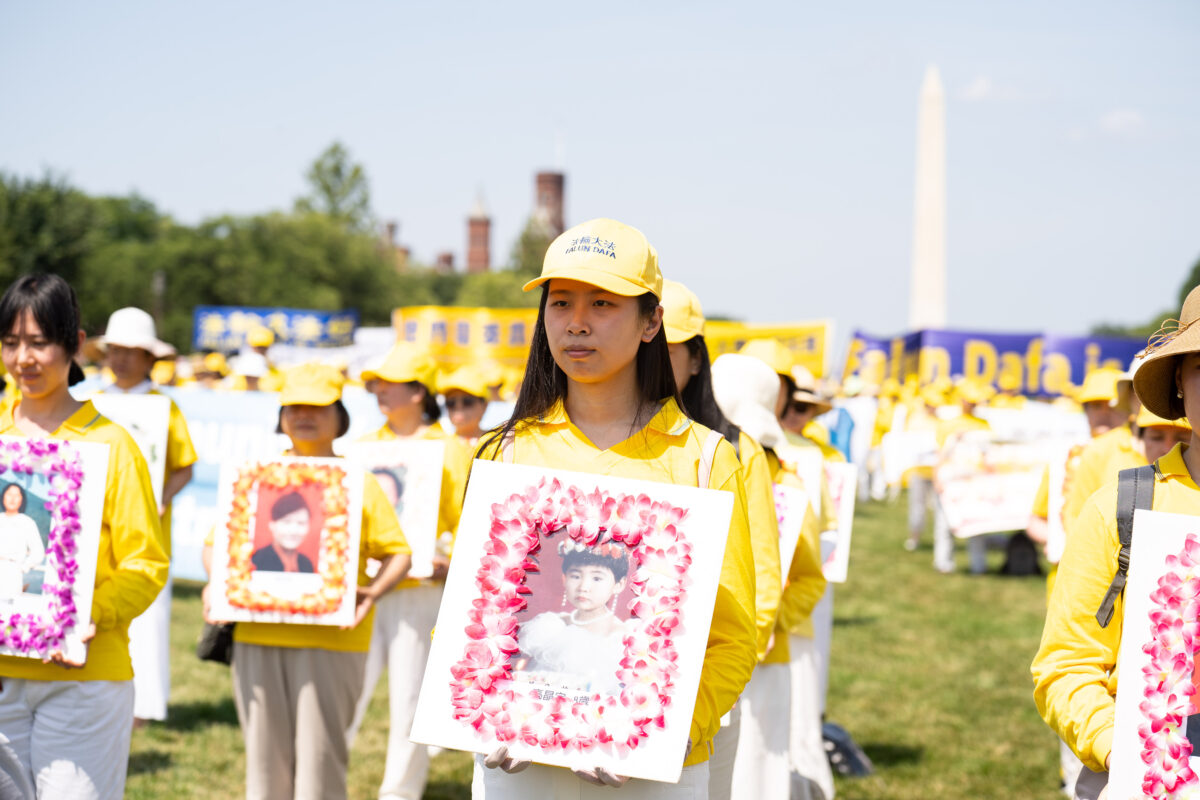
126, 496, 1063, 799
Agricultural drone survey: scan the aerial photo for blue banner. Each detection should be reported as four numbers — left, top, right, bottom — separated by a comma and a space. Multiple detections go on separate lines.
192, 306, 359, 351
845, 328, 1145, 397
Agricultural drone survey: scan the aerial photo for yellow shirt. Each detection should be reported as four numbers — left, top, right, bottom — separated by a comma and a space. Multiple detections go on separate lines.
737, 432, 784, 663
935, 412, 989, 450
358, 421, 472, 590
475, 399, 757, 767
0, 401, 168, 682
762, 450, 828, 659
1062, 426, 1142, 533
233, 470, 411, 652
1031, 443, 1200, 772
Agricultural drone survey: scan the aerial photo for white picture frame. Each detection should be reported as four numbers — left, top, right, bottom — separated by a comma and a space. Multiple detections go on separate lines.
411, 459, 734, 783
208, 457, 364, 626
90, 393, 171, 507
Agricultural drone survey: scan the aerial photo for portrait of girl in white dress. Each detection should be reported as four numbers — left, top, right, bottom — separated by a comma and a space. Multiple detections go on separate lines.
514, 538, 631, 699
0, 482, 46, 601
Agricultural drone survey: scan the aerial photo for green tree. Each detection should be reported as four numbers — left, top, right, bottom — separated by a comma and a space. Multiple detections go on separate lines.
454, 271, 538, 308
294, 142, 372, 230
0, 172, 99, 285
507, 217, 554, 279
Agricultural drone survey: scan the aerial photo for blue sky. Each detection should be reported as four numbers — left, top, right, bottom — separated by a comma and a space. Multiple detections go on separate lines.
3, 1, 1197, 350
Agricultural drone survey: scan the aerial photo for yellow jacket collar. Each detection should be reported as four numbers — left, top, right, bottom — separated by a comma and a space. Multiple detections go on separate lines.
539, 398, 693, 437
0, 400, 103, 436
1157, 443, 1197, 488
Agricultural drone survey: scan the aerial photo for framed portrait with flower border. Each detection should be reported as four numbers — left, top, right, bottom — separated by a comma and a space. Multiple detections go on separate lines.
822, 462, 857, 583
345, 439, 445, 579
410, 460, 734, 783
1110, 509, 1200, 800
0, 436, 109, 664
208, 457, 364, 626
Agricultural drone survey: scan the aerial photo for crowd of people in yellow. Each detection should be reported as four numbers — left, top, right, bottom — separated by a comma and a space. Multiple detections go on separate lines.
0, 216, 1193, 800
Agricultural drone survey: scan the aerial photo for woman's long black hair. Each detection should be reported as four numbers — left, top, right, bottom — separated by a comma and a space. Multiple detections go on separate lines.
479, 286, 680, 458
0, 273, 86, 386
678, 335, 741, 454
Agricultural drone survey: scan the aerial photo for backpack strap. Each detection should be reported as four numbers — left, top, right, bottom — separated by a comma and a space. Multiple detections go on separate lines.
697, 430, 724, 489
1095, 464, 1156, 627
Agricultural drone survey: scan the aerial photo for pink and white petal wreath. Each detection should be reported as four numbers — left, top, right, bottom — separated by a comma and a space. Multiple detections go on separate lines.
1139, 532, 1200, 799
0, 439, 85, 658
450, 477, 691, 757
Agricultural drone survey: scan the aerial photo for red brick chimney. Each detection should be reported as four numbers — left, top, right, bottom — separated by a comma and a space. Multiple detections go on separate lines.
535, 171, 565, 237
467, 193, 490, 273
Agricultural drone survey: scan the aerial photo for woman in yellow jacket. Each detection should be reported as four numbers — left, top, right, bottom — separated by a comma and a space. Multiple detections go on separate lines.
660, 280, 782, 800
474, 218, 758, 799
349, 343, 473, 800
96, 305, 199, 725
203, 365, 413, 800
0, 274, 168, 799
711, 352, 828, 800
1032, 287, 1200, 800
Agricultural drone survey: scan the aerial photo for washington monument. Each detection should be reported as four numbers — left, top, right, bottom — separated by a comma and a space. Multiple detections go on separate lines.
908, 65, 947, 330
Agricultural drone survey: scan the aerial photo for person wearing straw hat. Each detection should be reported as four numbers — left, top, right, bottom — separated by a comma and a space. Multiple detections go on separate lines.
711, 352, 828, 800
473, 218, 757, 798
202, 364, 412, 800
1032, 286, 1200, 800
96, 306, 198, 726
661, 280, 783, 800
438, 364, 491, 444
347, 343, 473, 800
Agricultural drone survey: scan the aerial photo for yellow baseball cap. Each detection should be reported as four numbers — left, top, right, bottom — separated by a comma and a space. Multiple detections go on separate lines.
1136, 405, 1192, 431
203, 352, 229, 376
738, 338, 794, 376
1078, 367, 1124, 405
660, 279, 706, 344
361, 343, 439, 388
280, 363, 344, 407
247, 326, 275, 348
438, 364, 490, 399
150, 360, 175, 386
523, 218, 662, 299
956, 380, 996, 406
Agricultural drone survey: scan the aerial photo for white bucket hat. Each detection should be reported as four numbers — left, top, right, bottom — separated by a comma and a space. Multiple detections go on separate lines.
711, 353, 788, 450
98, 307, 175, 359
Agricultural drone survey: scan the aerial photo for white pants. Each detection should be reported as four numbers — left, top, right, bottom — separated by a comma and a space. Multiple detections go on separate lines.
788, 635, 834, 800
129, 573, 172, 721
707, 705, 740, 800
731, 664, 791, 800
907, 477, 934, 540
347, 584, 442, 800
472, 757, 710, 799
0, 678, 134, 800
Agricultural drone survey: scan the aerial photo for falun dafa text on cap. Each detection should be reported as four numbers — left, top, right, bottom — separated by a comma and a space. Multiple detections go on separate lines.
523, 218, 663, 299
280, 363, 345, 407
660, 279, 706, 344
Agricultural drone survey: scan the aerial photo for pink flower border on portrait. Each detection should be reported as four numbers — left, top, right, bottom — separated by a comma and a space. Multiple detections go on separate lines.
1138, 532, 1200, 798
449, 477, 693, 757
0, 439, 85, 658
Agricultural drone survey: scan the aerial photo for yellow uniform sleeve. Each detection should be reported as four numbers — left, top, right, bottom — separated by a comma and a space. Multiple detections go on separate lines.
437, 434, 473, 552
165, 399, 199, 473
1031, 467, 1050, 519
91, 429, 169, 633
775, 502, 828, 639
684, 440, 758, 766
1031, 488, 1121, 772
738, 433, 783, 662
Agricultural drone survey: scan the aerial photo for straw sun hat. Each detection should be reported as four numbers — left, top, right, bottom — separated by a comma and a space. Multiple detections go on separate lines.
1134, 285, 1200, 420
